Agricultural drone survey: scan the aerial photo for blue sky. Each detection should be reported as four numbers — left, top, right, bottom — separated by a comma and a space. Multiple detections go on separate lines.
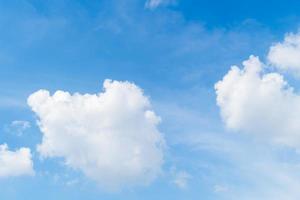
2, 0, 300, 199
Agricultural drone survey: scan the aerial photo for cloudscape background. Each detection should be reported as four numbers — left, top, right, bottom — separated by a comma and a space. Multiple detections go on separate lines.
2, 0, 300, 199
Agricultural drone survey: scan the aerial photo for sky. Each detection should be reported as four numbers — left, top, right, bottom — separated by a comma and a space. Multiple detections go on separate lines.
2, 0, 300, 199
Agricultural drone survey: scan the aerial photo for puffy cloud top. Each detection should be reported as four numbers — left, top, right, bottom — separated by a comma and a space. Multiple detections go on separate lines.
268, 32, 300, 75
0, 144, 34, 177
28, 79, 164, 189
215, 56, 300, 148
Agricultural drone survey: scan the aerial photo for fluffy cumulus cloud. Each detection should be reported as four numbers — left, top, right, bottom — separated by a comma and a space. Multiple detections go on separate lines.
144, 0, 175, 9
28, 79, 164, 189
0, 144, 34, 177
268, 32, 300, 75
215, 55, 300, 148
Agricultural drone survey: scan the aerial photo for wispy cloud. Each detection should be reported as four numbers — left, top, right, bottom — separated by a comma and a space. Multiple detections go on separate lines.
0, 96, 27, 108
170, 167, 192, 189
144, 0, 176, 9
4, 120, 31, 136
183, 131, 300, 199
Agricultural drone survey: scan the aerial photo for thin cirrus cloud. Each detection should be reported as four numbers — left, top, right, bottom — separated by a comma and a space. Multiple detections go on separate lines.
0, 144, 34, 178
268, 32, 300, 76
27, 79, 165, 190
215, 52, 300, 148
144, 0, 175, 9
171, 170, 191, 189
5, 120, 31, 136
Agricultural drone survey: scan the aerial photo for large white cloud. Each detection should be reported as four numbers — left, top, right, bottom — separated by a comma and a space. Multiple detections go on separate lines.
0, 144, 34, 177
268, 32, 300, 75
28, 79, 164, 189
215, 55, 300, 148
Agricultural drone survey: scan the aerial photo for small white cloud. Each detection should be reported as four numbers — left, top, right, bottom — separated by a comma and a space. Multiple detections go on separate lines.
268, 32, 300, 76
0, 144, 34, 177
171, 168, 191, 189
214, 184, 228, 193
65, 178, 79, 187
28, 79, 165, 190
5, 120, 31, 136
215, 55, 300, 149
145, 0, 175, 9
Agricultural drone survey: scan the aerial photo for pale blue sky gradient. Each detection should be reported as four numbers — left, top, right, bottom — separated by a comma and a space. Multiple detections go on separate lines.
1, 0, 300, 199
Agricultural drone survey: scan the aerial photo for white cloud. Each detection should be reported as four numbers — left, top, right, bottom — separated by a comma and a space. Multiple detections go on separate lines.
170, 167, 191, 189
28, 79, 165, 190
5, 120, 31, 136
185, 131, 300, 200
144, 0, 175, 9
0, 144, 34, 177
214, 184, 228, 193
215, 55, 300, 148
268, 32, 300, 75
